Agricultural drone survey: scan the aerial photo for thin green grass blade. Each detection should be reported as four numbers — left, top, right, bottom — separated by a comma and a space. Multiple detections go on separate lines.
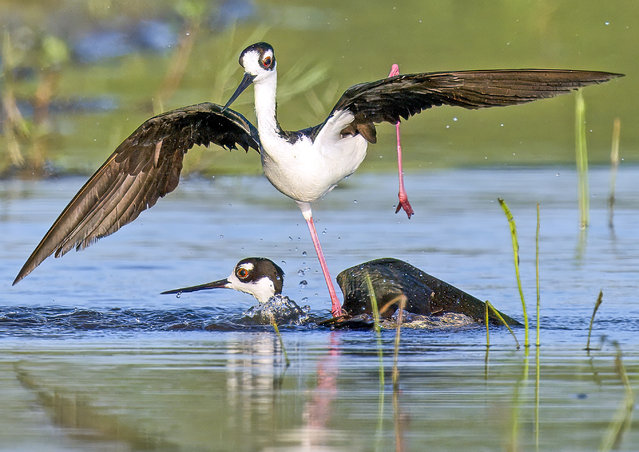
486, 300, 520, 349
575, 90, 589, 229
608, 118, 621, 229
365, 273, 385, 450
536, 202, 541, 347
585, 290, 603, 351
269, 315, 290, 368
498, 198, 529, 348
600, 342, 635, 451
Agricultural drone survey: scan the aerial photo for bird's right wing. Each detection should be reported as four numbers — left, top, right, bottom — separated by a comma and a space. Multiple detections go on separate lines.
14, 102, 261, 284
328, 69, 622, 142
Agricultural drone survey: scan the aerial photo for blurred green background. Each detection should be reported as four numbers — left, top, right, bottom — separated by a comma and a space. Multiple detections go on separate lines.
0, 0, 633, 176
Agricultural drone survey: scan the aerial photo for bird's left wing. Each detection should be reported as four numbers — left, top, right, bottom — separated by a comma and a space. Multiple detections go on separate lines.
13, 102, 260, 284
328, 69, 622, 142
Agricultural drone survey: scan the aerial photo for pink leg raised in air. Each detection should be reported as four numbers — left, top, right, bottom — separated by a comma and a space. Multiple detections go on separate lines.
297, 202, 343, 317
388, 64, 414, 219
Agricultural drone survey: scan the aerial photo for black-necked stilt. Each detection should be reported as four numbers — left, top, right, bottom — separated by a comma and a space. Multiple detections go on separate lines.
162, 257, 284, 303
162, 256, 519, 326
13, 41, 621, 318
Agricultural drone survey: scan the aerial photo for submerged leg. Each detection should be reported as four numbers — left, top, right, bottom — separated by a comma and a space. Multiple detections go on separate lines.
388, 64, 414, 219
297, 202, 343, 317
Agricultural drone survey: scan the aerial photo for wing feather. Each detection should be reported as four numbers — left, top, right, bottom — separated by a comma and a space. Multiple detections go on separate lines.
14, 102, 260, 284
330, 69, 622, 142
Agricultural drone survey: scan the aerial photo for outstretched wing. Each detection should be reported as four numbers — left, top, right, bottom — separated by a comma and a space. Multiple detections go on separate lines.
14, 102, 261, 284
328, 69, 622, 142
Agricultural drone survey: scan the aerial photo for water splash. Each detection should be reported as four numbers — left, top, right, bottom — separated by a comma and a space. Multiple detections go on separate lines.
242, 295, 310, 325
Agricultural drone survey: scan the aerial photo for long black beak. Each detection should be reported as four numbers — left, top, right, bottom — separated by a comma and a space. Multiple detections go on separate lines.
161, 278, 229, 295
223, 72, 256, 111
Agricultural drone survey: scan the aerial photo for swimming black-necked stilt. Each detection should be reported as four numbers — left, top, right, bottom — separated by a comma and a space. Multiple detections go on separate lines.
162, 257, 284, 303
162, 256, 519, 326
13, 42, 621, 318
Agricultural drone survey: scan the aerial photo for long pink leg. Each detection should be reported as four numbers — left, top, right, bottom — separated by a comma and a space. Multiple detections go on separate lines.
388, 64, 414, 219
298, 202, 342, 317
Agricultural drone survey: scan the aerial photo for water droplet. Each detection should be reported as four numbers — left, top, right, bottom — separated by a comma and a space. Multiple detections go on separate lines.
445, 125, 450, 129
299, 280, 308, 287
176, 292, 181, 299
302, 251, 307, 256
322, 229, 327, 235
297, 269, 305, 276
604, 21, 610, 26
500, 123, 504, 127
453, 117, 458, 122
301, 297, 309, 302
353, 200, 358, 204
219, 234, 224, 239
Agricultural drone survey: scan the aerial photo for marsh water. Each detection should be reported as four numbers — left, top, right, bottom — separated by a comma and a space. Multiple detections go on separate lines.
2, 167, 639, 451
1, 0, 638, 450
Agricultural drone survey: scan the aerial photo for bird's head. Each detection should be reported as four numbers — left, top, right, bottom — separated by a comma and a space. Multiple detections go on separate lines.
162, 257, 284, 304
224, 42, 276, 110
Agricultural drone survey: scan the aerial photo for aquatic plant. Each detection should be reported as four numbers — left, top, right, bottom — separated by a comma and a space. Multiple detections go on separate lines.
600, 342, 635, 451
585, 290, 603, 351
575, 90, 589, 229
608, 118, 621, 229
536, 202, 540, 347
269, 314, 290, 368
498, 198, 529, 348
485, 300, 520, 349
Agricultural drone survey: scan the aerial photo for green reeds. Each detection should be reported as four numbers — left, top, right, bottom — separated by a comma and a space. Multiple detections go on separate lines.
585, 290, 603, 351
152, 0, 207, 113
575, 90, 589, 229
365, 273, 385, 451
498, 198, 529, 348
600, 342, 635, 451
608, 118, 621, 229
1, 31, 30, 170
390, 296, 406, 391
536, 203, 541, 347
366, 273, 385, 388
269, 315, 290, 368
485, 300, 520, 349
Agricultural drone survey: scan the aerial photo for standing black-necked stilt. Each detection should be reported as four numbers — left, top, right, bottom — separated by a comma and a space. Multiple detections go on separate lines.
161, 256, 519, 326
13, 41, 621, 318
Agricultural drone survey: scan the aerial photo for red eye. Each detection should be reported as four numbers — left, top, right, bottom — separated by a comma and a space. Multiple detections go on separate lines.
237, 268, 249, 279
263, 56, 272, 67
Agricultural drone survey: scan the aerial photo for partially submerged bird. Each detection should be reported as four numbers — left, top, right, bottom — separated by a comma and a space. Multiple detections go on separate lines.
13, 41, 621, 318
162, 257, 519, 327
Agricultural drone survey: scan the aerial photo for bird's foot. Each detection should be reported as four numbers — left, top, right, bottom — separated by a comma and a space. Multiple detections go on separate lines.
331, 304, 344, 318
395, 192, 414, 218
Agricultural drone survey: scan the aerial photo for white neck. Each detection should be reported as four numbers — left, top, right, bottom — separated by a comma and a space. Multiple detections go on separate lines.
253, 71, 280, 139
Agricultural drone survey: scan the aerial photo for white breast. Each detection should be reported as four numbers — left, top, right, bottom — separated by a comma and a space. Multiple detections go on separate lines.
261, 131, 368, 203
